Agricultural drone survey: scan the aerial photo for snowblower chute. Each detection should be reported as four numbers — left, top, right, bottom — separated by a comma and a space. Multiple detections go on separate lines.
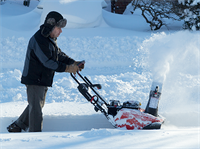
71, 72, 164, 130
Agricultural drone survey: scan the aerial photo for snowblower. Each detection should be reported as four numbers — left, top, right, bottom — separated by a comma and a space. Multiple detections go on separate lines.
71, 62, 164, 130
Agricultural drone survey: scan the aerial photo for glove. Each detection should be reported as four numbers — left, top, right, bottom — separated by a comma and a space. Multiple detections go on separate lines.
65, 63, 79, 74
74, 61, 85, 71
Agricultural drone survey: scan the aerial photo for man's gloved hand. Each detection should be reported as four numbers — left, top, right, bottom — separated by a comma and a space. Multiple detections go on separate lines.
74, 61, 85, 71
65, 63, 79, 74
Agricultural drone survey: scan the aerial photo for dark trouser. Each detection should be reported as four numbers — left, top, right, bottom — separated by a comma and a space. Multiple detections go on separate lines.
15, 85, 48, 132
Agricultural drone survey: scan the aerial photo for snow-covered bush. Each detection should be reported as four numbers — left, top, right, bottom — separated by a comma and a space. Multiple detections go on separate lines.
130, 0, 180, 30
178, 0, 200, 31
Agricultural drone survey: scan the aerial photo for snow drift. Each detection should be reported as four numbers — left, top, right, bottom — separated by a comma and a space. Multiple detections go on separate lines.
38, 0, 106, 28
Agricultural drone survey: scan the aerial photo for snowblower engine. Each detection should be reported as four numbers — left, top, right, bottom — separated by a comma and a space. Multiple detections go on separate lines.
107, 100, 142, 117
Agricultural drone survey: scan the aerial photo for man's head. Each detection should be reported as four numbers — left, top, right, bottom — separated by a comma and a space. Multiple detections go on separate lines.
41, 11, 67, 37
50, 26, 62, 38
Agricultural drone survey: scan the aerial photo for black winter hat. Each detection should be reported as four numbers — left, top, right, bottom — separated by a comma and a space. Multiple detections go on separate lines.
41, 11, 67, 37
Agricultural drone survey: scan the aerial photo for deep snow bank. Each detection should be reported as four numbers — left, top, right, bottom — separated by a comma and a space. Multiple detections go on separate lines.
102, 9, 149, 31
0, 0, 107, 32
0, 1, 41, 31
39, 0, 106, 28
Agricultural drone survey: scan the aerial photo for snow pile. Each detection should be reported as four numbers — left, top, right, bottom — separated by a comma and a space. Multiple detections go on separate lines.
39, 0, 106, 28
102, 9, 150, 31
0, 3, 41, 31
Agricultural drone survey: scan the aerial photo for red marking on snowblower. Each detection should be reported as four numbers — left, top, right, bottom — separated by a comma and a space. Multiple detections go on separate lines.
114, 109, 163, 130
90, 96, 95, 102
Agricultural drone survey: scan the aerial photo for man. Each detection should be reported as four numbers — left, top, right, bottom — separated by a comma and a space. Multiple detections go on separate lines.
7, 11, 85, 132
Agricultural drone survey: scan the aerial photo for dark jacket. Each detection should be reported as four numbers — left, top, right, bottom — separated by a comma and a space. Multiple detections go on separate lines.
21, 25, 75, 87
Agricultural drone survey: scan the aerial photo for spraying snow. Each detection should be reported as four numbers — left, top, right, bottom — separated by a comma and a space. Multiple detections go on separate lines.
141, 31, 200, 128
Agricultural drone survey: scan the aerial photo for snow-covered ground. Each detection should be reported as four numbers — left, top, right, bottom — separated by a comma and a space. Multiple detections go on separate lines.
0, 0, 199, 148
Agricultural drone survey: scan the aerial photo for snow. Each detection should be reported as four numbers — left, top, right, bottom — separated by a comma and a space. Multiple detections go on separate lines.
191, 0, 200, 5
178, 0, 186, 5
0, 0, 200, 148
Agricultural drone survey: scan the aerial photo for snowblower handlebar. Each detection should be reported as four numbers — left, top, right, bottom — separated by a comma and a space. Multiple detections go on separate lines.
70, 72, 108, 106
70, 72, 118, 127
83, 76, 102, 89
